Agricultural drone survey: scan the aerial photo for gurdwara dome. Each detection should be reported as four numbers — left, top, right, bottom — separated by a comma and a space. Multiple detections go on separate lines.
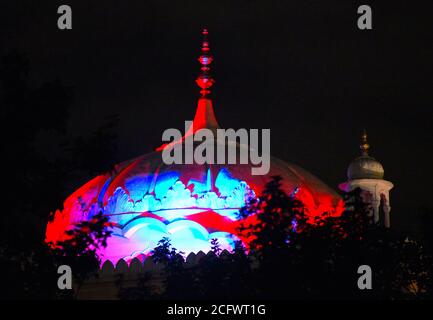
347, 156, 384, 180
346, 130, 385, 180
45, 30, 343, 264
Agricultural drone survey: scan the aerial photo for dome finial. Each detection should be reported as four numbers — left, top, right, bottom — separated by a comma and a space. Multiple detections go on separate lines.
360, 128, 370, 156
196, 28, 215, 98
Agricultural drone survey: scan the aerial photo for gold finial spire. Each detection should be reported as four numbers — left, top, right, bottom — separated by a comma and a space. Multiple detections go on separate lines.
360, 129, 370, 156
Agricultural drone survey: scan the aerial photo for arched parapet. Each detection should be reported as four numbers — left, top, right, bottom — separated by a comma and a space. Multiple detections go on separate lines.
185, 252, 197, 266
220, 249, 231, 259
206, 251, 217, 258
195, 250, 206, 262
115, 259, 128, 273
101, 260, 115, 275
129, 258, 143, 274
143, 257, 157, 272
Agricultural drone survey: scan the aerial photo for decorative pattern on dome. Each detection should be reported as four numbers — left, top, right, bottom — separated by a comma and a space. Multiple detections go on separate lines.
103, 168, 255, 225
47, 167, 257, 263
101, 167, 254, 263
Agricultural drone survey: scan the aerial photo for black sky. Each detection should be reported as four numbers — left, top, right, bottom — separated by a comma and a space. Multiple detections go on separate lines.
1, 0, 432, 231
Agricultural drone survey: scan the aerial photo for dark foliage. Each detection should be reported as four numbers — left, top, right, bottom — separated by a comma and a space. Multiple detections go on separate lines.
0, 52, 118, 299
49, 212, 112, 298
119, 176, 433, 300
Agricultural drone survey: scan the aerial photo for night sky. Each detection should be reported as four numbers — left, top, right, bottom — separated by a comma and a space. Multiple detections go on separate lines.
1, 1, 432, 231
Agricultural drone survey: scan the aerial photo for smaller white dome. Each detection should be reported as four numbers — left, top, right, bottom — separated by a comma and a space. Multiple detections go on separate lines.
347, 155, 384, 180
346, 130, 385, 180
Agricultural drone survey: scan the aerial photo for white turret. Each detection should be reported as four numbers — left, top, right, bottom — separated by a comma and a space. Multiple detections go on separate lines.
339, 130, 393, 227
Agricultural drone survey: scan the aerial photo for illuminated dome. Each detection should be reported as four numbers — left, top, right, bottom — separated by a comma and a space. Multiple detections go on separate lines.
46, 29, 343, 264
347, 131, 384, 180
348, 156, 384, 180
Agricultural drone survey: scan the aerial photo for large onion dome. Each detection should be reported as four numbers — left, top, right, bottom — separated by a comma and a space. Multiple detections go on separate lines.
45, 29, 343, 264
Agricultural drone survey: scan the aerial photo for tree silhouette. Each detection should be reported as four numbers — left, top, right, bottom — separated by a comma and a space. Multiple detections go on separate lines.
0, 52, 119, 299
210, 238, 221, 255
49, 211, 112, 298
238, 176, 306, 258
117, 177, 432, 300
